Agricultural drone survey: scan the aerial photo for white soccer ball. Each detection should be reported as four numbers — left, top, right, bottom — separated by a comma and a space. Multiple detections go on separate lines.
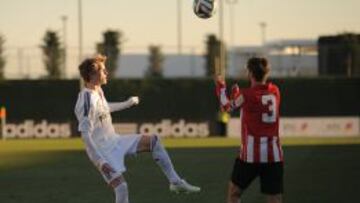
193, 0, 217, 19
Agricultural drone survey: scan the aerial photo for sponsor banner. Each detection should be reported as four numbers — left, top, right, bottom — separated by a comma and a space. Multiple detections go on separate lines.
114, 119, 210, 138
1, 119, 210, 139
227, 117, 360, 137
2, 120, 72, 139
280, 117, 360, 137
113, 123, 138, 135
227, 118, 242, 138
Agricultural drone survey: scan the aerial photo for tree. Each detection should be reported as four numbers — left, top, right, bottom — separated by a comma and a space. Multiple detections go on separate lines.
0, 34, 5, 80
40, 30, 63, 79
205, 34, 227, 77
97, 30, 122, 78
146, 45, 164, 78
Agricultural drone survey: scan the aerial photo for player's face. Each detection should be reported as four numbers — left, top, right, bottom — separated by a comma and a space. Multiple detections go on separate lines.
98, 63, 108, 85
90, 63, 108, 85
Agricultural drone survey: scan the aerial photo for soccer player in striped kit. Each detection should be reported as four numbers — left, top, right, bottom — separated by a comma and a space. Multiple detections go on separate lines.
216, 57, 283, 203
74, 55, 200, 203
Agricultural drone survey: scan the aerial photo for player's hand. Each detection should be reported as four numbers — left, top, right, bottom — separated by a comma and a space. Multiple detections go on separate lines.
215, 75, 225, 86
230, 84, 240, 100
215, 77, 226, 97
101, 163, 116, 179
127, 96, 139, 106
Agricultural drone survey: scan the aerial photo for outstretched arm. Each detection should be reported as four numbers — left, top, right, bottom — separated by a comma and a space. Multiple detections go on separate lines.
215, 79, 244, 112
108, 96, 139, 112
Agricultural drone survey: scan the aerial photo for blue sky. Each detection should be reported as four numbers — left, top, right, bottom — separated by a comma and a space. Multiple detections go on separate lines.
0, 0, 359, 53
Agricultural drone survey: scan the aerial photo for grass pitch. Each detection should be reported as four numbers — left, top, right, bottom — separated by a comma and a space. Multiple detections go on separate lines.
0, 137, 360, 203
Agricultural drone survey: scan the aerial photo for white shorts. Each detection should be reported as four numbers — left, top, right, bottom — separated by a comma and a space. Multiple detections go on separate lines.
100, 134, 142, 184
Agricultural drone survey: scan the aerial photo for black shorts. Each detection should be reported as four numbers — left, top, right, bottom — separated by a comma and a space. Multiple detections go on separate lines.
231, 158, 284, 195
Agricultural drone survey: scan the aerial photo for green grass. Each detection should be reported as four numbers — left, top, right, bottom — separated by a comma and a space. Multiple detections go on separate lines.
1, 136, 360, 152
0, 138, 360, 202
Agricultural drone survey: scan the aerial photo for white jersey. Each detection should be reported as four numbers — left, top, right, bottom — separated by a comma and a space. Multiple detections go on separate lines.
74, 87, 133, 168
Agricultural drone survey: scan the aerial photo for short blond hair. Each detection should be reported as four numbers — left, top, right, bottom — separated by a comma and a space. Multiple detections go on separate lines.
78, 54, 107, 82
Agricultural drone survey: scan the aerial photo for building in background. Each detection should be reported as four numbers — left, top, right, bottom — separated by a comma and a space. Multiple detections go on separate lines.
229, 39, 318, 78
116, 39, 318, 79
116, 54, 206, 78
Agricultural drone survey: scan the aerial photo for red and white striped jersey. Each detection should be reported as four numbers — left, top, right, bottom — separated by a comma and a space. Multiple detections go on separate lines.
238, 83, 283, 163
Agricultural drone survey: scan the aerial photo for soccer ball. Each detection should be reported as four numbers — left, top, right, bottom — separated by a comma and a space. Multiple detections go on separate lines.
193, 0, 217, 19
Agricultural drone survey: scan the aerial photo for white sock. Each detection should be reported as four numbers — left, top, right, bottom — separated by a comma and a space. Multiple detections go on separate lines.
114, 182, 129, 203
151, 135, 182, 184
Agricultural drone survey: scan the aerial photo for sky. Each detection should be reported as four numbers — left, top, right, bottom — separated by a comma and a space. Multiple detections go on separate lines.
0, 0, 359, 52
0, 0, 359, 78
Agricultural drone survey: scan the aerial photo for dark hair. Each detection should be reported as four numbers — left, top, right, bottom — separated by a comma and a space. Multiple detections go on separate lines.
246, 57, 270, 82
78, 54, 107, 82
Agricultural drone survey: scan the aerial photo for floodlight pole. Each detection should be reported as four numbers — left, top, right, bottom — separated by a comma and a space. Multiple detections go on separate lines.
226, 0, 238, 47
177, 0, 182, 55
259, 22, 267, 46
78, 0, 84, 88
61, 15, 68, 79
219, 0, 225, 77
78, 0, 83, 63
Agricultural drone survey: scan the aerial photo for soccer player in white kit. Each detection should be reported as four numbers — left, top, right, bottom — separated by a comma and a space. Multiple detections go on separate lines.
74, 55, 200, 203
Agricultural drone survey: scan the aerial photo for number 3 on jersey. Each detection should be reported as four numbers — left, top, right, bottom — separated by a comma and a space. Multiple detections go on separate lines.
261, 95, 276, 123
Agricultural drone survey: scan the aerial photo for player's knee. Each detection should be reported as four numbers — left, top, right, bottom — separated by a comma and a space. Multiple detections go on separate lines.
152, 134, 159, 142
266, 194, 282, 203
229, 182, 242, 199
110, 175, 125, 188
230, 189, 241, 198
150, 134, 160, 150
228, 190, 241, 203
